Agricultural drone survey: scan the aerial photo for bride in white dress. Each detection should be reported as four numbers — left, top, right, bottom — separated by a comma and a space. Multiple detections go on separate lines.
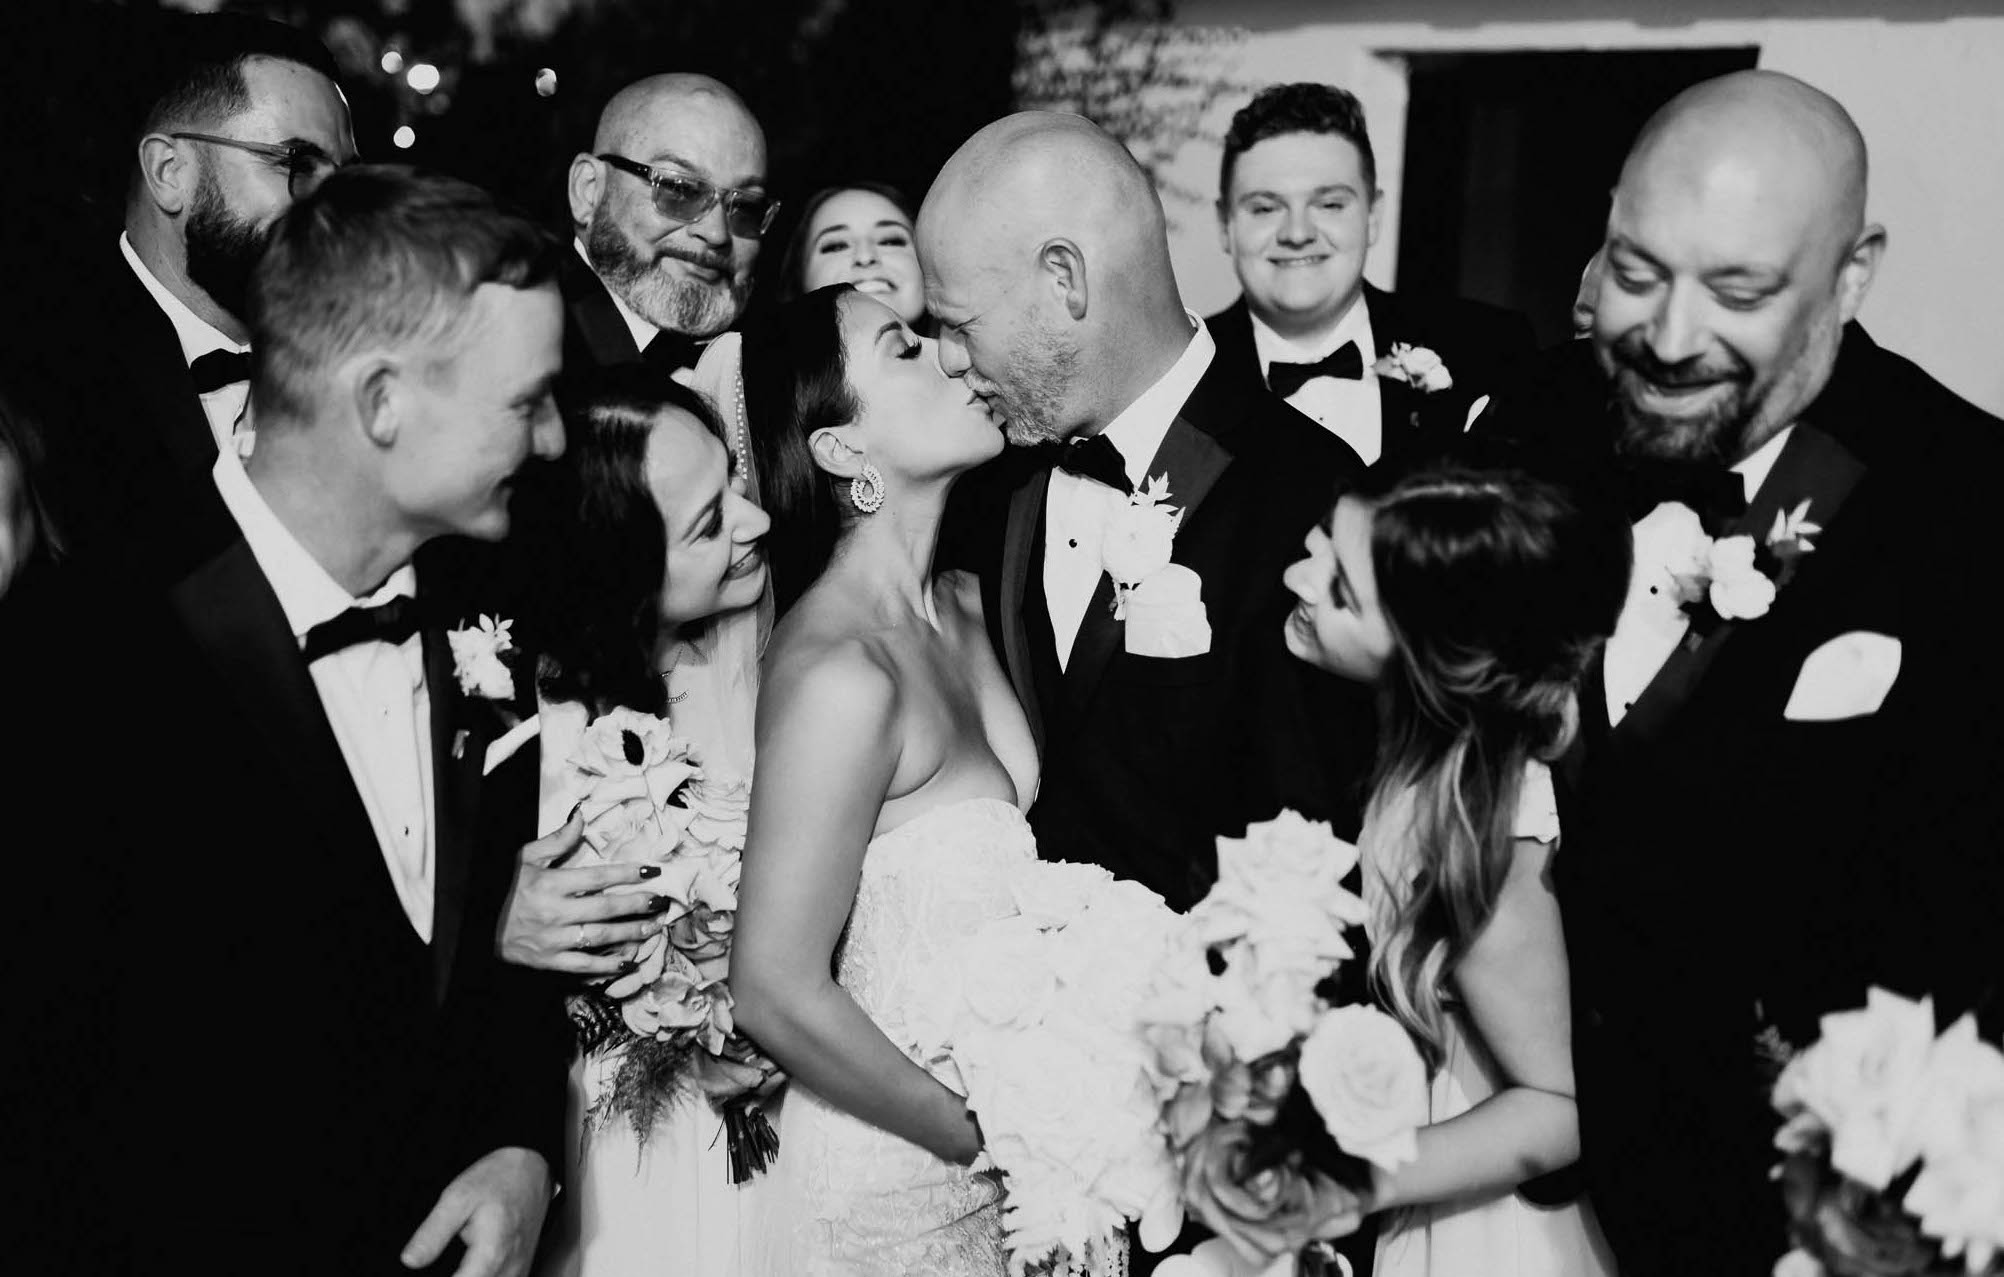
728, 283, 1036, 1275
499, 356, 773, 1277
1279, 450, 1629, 1277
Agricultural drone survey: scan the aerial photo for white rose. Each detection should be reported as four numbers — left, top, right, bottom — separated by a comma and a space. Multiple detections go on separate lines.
1705, 535, 1777, 620
1009, 859, 1114, 928
1901, 1013, 2004, 1267
1416, 361, 1454, 393
447, 615, 516, 700
956, 917, 1060, 1030
1298, 1004, 1429, 1171
1773, 988, 1936, 1190
681, 772, 750, 853
1102, 500, 1182, 587
1772, 1249, 1826, 1277
1211, 945, 1322, 1063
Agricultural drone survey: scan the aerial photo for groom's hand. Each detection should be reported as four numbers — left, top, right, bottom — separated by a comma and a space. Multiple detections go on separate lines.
497, 811, 668, 974
401, 1146, 551, 1277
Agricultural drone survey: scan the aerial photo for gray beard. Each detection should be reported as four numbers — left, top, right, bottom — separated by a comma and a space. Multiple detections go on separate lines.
585, 215, 743, 338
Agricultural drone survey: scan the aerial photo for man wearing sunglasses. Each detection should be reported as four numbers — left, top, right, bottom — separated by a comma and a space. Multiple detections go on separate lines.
563, 73, 773, 379
26, 13, 354, 564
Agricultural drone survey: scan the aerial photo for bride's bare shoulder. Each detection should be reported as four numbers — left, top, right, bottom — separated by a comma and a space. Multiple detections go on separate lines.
761, 610, 899, 720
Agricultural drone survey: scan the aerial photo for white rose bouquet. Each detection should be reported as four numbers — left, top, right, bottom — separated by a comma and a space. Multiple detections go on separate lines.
1143, 811, 1427, 1274
562, 707, 781, 1180
917, 858, 1186, 1276
1769, 988, 2004, 1276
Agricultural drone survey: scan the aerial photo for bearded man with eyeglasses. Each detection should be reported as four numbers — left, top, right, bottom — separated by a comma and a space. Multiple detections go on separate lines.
562, 73, 774, 379
17, 12, 355, 567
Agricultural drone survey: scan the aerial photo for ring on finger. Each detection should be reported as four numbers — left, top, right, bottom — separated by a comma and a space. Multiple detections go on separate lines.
575, 922, 588, 949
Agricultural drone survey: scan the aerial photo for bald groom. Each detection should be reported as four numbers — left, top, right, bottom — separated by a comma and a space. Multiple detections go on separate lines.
1487, 71, 2004, 1275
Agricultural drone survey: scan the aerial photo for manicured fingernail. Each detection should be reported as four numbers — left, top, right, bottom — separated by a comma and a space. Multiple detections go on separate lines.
618, 959, 638, 974
649, 894, 671, 912
637, 865, 661, 879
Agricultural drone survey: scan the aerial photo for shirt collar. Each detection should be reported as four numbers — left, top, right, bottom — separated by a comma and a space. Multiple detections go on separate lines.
1249, 291, 1376, 375
120, 231, 249, 366
1095, 314, 1216, 488
211, 449, 416, 644
574, 237, 661, 355
1733, 424, 1796, 503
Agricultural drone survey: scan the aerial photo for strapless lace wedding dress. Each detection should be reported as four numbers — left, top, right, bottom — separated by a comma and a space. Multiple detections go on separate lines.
743, 796, 1034, 1276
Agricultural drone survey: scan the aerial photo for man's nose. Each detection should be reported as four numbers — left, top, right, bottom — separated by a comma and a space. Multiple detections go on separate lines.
1644, 282, 1709, 367
683, 197, 732, 248
1278, 203, 1317, 246
936, 333, 971, 377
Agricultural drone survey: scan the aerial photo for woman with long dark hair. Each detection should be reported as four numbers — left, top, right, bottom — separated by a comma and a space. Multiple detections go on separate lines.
1281, 446, 1629, 1277
727, 283, 1031, 1273
499, 364, 772, 1277
775, 182, 927, 327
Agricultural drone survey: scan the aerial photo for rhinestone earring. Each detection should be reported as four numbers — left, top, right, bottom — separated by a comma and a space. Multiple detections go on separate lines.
850, 462, 886, 514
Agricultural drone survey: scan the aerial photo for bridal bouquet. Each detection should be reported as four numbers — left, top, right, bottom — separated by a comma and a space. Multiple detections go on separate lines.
1143, 812, 1427, 1274
1770, 988, 2004, 1276
915, 858, 1186, 1276
560, 707, 781, 1179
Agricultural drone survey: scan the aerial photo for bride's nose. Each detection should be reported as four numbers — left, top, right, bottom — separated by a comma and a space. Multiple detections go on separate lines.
1281, 556, 1315, 603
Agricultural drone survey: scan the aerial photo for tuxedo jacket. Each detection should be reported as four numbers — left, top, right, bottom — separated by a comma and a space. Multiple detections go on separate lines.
16, 243, 232, 567
1205, 285, 1535, 467
2, 525, 568, 1275
944, 356, 1376, 913
1484, 327, 2004, 1277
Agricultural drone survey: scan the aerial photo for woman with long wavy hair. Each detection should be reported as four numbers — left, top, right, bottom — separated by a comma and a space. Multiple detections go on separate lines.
1280, 443, 1630, 1277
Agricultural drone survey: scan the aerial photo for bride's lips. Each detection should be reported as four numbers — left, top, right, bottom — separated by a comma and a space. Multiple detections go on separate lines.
724, 547, 763, 581
851, 276, 896, 295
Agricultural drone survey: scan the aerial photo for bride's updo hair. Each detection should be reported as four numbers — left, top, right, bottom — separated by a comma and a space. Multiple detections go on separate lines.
509, 363, 732, 716
1357, 443, 1629, 1066
739, 283, 862, 615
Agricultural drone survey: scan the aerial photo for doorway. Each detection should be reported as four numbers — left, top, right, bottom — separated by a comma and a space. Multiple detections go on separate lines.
1394, 46, 1760, 347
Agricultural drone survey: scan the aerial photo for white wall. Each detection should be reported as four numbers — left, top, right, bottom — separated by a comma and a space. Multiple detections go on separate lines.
1155, 1, 2004, 414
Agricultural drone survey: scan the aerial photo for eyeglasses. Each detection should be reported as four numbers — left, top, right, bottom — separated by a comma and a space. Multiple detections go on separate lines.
170, 132, 346, 199
596, 154, 780, 237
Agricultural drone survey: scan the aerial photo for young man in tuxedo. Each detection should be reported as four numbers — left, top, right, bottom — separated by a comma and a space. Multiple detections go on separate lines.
25, 13, 356, 562
5, 167, 575, 1276
560, 73, 773, 378
1205, 82, 1534, 467
1487, 71, 2004, 1276
920, 114, 1378, 1269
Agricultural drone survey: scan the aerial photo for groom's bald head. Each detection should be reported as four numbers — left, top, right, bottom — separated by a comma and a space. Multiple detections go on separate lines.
918, 112, 1194, 443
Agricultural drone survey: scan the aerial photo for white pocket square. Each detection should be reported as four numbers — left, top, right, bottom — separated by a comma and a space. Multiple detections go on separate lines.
1784, 632, 1901, 722
1462, 394, 1491, 433
1123, 564, 1211, 658
483, 714, 541, 776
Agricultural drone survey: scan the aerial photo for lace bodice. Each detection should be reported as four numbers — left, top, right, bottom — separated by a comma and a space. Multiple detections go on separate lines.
836, 796, 1037, 1048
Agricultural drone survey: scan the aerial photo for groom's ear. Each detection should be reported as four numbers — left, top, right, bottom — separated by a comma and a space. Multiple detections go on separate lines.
136, 134, 193, 217
1836, 223, 1887, 323
807, 426, 863, 479
1039, 238, 1089, 322
354, 358, 403, 448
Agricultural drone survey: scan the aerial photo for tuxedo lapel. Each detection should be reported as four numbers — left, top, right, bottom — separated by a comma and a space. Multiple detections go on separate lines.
1000, 466, 1050, 755
170, 541, 407, 922
560, 250, 644, 368
423, 625, 487, 1004
1614, 424, 1869, 751
1063, 409, 1236, 712
109, 263, 221, 491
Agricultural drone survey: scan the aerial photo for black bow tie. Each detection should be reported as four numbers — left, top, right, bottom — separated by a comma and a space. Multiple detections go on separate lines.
1621, 458, 1749, 534
189, 349, 252, 395
1048, 434, 1132, 494
642, 329, 704, 372
1266, 342, 1363, 400
300, 595, 426, 664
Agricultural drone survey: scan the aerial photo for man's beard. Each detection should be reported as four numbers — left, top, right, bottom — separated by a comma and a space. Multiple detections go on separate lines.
996, 318, 1078, 447
184, 167, 269, 325
585, 209, 746, 339
1601, 328, 1757, 467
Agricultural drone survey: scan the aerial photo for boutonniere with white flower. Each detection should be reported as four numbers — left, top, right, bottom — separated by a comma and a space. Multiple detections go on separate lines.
1371, 342, 1454, 393
1631, 499, 1820, 628
447, 614, 517, 701
1102, 475, 1211, 658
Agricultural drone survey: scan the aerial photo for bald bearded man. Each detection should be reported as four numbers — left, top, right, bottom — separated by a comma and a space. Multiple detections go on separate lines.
562, 74, 773, 376
924, 113, 1379, 1259
1483, 71, 2004, 1275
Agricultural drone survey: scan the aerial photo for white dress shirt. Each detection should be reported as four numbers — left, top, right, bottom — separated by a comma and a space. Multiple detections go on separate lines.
120, 232, 252, 455
1044, 316, 1215, 667
1250, 296, 1383, 464
1603, 425, 1797, 726
212, 450, 438, 939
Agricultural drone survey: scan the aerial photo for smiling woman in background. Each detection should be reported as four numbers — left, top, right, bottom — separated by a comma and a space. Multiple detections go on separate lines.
776, 182, 928, 327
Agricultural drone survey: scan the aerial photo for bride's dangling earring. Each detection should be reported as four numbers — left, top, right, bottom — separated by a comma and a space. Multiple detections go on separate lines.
850, 462, 886, 514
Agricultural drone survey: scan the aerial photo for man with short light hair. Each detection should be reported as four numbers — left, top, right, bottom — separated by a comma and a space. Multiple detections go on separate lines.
6, 165, 574, 1276
1206, 82, 1532, 466
562, 73, 774, 377
1487, 70, 2004, 1276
